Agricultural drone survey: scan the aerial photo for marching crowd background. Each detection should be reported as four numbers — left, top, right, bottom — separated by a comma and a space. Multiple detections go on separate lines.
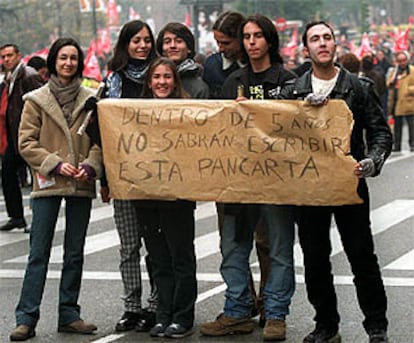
0, 3, 412, 343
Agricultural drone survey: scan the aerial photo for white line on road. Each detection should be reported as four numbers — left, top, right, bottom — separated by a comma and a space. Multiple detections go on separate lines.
1, 269, 413, 287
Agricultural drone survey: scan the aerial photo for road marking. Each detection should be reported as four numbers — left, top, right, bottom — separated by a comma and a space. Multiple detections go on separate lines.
4, 200, 414, 272
385, 250, 414, 270
3, 202, 217, 263
1, 269, 413, 287
293, 199, 414, 266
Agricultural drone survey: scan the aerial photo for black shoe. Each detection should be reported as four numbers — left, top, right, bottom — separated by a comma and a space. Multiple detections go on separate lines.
135, 310, 155, 332
368, 329, 389, 343
164, 323, 193, 338
0, 218, 27, 231
150, 323, 168, 337
115, 312, 140, 332
303, 326, 341, 343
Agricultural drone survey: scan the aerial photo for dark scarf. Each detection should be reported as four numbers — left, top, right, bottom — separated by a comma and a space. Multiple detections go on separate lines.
108, 58, 150, 98
49, 74, 81, 125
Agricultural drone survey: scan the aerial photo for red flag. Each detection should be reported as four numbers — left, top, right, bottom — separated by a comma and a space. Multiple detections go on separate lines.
356, 32, 372, 58
184, 11, 191, 27
22, 47, 49, 65
129, 6, 140, 20
83, 44, 102, 81
106, 0, 119, 27
394, 28, 409, 52
281, 28, 298, 59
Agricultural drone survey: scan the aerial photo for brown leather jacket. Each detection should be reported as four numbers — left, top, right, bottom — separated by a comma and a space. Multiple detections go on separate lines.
5, 64, 43, 152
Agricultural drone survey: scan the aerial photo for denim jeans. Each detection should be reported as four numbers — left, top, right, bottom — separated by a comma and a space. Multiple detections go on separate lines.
220, 204, 295, 320
15, 196, 92, 327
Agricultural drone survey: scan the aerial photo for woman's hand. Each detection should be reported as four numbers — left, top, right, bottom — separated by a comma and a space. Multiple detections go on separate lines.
56, 162, 79, 177
73, 165, 92, 182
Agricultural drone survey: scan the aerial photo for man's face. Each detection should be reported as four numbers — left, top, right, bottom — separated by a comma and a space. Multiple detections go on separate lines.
213, 30, 240, 60
162, 31, 190, 64
304, 24, 336, 67
396, 53, 408, 70
0, 46, 21, 72
242, 22, 269, 63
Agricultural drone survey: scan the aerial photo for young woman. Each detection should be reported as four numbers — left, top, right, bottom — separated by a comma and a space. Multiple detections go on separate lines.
10, 37, 102, 341
138, 57, 197, 339
99, 20, 158, 333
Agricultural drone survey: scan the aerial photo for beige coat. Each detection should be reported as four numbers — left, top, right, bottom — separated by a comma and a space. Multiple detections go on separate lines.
387, 65, 414, 116
19, 83, 102, 198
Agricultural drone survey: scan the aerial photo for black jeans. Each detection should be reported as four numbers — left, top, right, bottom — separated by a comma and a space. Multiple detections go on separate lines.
138, 202, 197, 329
297, 180, 388, 333
1, 143, 25, 219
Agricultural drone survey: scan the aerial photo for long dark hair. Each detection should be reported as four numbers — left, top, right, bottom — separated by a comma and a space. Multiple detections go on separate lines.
212, 11, 246, 39
47, 37, 84, 78
108, 20, 156, 72
141, 57, 188, 98
240, 14, 283, 65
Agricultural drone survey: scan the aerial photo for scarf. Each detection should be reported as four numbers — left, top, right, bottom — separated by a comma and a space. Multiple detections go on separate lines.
108, 58, 150, 98
177, 58, 199, 75
48, 74, 81, 125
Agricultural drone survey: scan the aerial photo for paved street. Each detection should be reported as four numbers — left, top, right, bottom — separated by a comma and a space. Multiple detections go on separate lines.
1, 150, 413, 343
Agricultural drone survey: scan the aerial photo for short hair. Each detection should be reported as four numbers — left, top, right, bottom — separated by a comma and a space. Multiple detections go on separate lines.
109, 20, 156, 72
241, 14, 283, 65
47, 37, 84, 78
302, 21, 335, 47
156, 22, 195, 59
27, 56, 47, 71
141, 57, 188, 98
212, 11, 246, 39
338, 53, 360, 74
0, 43, 20, 53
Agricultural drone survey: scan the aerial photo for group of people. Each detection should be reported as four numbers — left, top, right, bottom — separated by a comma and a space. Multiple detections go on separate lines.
1, 9, 397, 343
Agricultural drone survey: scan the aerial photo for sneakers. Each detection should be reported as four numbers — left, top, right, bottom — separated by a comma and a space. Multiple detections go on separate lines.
263, 319, 286, 341
368, 329, 389, 343
200, 313, 254, 336
10, 325, 35, 341
115, 312, 141, 332
0, 218, 27, 231
150, 323, 168, 337
164, 323, 193, 338
303, 326, 341, 343
58, 319, 97, 334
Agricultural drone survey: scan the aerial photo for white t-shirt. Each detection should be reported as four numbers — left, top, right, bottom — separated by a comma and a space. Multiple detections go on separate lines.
311, 68, 340, 97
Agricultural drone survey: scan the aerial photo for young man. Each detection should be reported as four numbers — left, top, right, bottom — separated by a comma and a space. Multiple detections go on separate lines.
156, 22, 209, 99
200, 15, 297, 342
202, 11, 246, 98
0, 44, 43, 232
279, 21, 392, 343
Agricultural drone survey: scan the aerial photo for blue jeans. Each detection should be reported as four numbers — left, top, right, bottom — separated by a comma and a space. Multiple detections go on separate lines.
220, 204, 295, 320
15, 196, 92, 327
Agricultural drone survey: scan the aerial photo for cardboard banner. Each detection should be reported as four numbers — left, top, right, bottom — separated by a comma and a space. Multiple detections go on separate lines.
98, 99, 362, 205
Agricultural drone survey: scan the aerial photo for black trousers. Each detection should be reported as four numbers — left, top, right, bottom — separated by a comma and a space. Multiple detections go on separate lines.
297, 180, 388, 333
138, 202, 197, 328
1, 143, 25, 219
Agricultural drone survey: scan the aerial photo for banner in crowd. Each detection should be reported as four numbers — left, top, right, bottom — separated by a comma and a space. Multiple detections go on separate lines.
98, 99, 362, 205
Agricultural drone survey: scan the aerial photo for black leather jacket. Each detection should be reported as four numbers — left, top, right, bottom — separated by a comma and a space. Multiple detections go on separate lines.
279, 67, 392, 176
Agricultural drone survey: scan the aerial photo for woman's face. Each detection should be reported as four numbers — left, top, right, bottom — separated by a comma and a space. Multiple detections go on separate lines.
55, 45, 78, 83
148, 64, 175, 98
128, 26, 152, 60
